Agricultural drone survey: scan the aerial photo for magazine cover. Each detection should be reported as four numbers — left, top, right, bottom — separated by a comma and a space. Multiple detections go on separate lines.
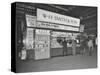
11, 2, 97, 73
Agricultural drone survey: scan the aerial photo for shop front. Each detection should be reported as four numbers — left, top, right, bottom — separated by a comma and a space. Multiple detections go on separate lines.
22, 8, 80, 60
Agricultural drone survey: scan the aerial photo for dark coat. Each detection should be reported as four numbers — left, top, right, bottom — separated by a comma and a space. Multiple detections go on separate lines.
62, 40, 67, 48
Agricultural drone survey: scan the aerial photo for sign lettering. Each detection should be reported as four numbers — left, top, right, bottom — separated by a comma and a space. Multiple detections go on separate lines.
37, 9, 80, 27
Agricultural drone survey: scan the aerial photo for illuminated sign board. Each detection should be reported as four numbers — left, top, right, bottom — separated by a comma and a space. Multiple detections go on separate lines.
37, 8, 80, 27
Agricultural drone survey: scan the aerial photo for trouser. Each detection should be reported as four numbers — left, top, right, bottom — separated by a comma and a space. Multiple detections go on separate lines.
72, 47, 76, 55
89, 46, 94, 56
80, 45, 86, 55
63, 48, 67, 56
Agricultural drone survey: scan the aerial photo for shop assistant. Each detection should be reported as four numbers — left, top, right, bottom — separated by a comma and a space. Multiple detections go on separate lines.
62, 38, 68, 56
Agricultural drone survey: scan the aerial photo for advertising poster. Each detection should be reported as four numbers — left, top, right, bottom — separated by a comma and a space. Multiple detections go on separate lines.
79, 25, 85, 32
35, 29, 50, 60
26, 14, 36, 27
26, 28, 34, 49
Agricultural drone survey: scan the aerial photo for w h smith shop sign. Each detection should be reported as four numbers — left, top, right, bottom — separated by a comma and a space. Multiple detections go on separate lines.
37, 9, 80, 28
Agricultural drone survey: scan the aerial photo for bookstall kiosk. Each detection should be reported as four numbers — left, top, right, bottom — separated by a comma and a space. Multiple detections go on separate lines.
24, 8, 80, 60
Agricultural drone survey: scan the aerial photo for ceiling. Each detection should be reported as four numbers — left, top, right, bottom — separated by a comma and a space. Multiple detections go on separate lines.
17, 2, 97, 35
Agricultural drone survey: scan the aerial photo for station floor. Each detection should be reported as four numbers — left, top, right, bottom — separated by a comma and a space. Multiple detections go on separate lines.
16, 48, 97, 73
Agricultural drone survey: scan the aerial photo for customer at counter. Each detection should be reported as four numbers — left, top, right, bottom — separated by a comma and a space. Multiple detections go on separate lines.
72, 40, 76, 55
62, 38, 68, 56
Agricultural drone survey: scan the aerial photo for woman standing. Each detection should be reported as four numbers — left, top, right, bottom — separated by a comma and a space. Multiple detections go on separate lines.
72, 40, 76, 55
87, 39, 94, 56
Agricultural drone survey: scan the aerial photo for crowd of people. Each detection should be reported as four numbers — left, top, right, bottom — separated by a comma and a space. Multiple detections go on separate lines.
58, 36, 97, 56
